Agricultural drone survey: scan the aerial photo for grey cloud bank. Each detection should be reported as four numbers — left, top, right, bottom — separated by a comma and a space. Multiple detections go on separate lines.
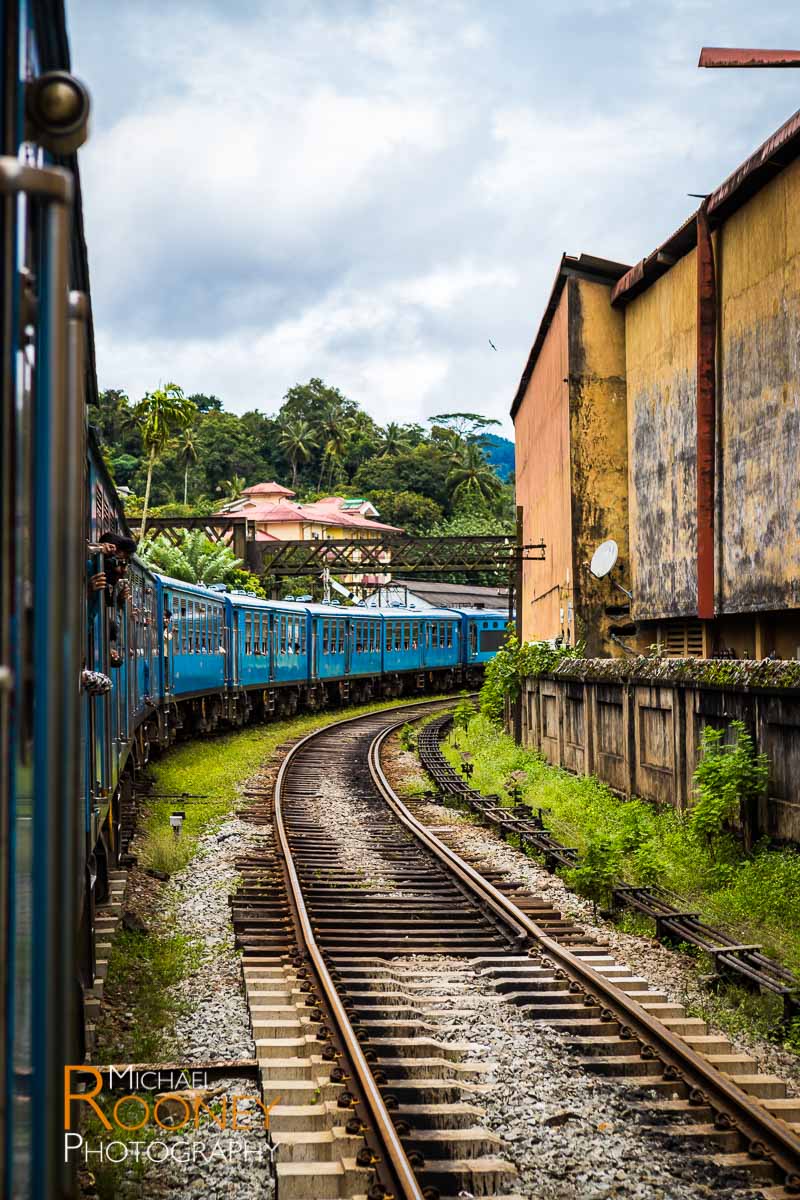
69, 0, 800, 433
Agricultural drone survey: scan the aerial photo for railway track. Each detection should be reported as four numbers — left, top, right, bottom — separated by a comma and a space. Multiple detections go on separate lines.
230, 699, 800, 1199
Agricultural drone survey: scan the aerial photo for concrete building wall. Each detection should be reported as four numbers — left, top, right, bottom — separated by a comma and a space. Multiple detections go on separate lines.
515, 287, 572, 644
624, 249, 697, 621
624, 156, 800, 643
718, 156, 800, 615
568, 278, 629, 654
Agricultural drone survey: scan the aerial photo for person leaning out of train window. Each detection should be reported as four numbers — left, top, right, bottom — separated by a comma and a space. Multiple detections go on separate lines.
108, 619, 122, 669
88, 531, 136, 602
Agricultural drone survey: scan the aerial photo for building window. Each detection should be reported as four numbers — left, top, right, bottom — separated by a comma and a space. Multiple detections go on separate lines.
662, 619, 704, 658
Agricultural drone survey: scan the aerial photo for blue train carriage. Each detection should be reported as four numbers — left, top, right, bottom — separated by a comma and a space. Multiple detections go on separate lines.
452, 606, 510, 677
227, 594, 310, 720
0, 2, 94, 1195
158, 574, 227, 735
307, 602, 382, 705
377, 606, 460, 693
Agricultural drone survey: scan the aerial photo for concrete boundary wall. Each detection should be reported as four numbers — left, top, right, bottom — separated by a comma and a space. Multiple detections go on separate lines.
517, 663, 800, 845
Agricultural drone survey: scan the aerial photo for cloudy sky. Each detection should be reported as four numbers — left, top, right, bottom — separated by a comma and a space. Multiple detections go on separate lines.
69, 1, 800, 435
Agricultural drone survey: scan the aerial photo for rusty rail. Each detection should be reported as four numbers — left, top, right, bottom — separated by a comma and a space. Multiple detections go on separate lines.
271, 698, 463, 1200
400, 714, 800, 1188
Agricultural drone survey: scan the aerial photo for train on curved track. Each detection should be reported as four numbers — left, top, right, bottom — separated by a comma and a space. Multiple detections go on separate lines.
0, 4, 507, 1195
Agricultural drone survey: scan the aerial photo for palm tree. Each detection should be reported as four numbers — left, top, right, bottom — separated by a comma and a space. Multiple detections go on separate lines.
314, 406, 355, 489
216, 474, 247, 506
276, 417, 318, 488
179, 426, 198, 506
134, 383, 196, 540
379, 422, 412, 456
446, 442, 502, 506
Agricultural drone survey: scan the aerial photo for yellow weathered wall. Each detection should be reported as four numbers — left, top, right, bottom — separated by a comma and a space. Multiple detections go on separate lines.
718, 156, 800, 613
624, 249, 697, 620
514, 275, 629, 654
568, 277, 629, 654
514, 287, 572, 644
626, 156, 800, 623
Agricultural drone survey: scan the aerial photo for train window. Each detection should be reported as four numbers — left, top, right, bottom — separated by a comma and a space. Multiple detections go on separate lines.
254, 614, 261, 654
245, 613, 251, 655
447, 624, 453, 648
196, 604, 202, 653
339, 621, 345, 653
403, 622, 410, 651
188, 601, 195, 653
202, 604, 208, 652
300, 621, 306, 654
385, 622, 392, 651
323, 620, 329, 655
262, 617, 269, 656
470, 624, 477, 654
411, 621, 419, 649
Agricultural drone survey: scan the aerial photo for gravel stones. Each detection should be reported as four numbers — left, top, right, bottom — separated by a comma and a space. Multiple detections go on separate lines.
394, 955, 760, 1200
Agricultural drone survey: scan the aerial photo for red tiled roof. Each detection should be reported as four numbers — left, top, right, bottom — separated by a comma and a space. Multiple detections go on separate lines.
216, 490, 403, 533
242, 481, 296, 496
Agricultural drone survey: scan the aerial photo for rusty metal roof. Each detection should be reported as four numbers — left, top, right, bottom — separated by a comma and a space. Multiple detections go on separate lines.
612, 106, 800, 307
510, 253, 629, 420
699, 47, 800, 68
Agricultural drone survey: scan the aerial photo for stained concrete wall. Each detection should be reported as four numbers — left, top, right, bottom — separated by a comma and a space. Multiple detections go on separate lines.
568, 278, 629, 654
625, 156, 800, 624
514, 285, 572, 645
718, 156, 800, 614
624, 250, 697, 620
514, 274, 628, 654
519, 668, 800, 845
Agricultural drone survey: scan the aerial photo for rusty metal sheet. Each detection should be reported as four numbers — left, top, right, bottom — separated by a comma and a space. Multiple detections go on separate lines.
699, 47, 800, 68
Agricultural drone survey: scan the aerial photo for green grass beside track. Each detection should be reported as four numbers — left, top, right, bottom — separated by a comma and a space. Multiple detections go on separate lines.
442, 714, 800, 1048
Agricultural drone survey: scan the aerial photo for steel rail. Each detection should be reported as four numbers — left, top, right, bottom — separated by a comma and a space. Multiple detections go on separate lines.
368, 720, 800, 1190
272, 697, 462, 1200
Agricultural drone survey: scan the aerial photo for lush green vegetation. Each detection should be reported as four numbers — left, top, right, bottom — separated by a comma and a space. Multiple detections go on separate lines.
90, 381, 515, 541
479, 634, 583, 723
443, 715, 800, 982
99, 696, 464, 1072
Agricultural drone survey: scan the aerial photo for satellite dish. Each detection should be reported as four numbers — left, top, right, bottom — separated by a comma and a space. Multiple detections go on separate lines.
590, 539, 619, 579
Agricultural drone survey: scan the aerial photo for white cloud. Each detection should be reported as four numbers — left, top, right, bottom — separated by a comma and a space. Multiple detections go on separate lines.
71, 0, 800, 436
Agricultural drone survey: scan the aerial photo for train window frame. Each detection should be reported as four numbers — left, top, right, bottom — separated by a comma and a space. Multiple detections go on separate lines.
323, 619, 329, 655
385, 622, 391, 652
254, 613, 261, 655
188, 600, 195, 654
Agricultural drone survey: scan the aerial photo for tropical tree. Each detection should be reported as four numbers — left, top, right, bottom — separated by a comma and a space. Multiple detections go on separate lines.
447, 442, 503, 506
379, 422, 412, 457
277, 417, 318, 488
315, 405, 355, 489
137, 529, 242, 585
134, 383, 196, 540
217, 474, 247, 506
179, 426, 198, 506
430, 411, 501, 441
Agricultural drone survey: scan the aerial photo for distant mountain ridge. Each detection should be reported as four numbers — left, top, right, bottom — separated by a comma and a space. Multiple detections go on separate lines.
481, 434, 514, 481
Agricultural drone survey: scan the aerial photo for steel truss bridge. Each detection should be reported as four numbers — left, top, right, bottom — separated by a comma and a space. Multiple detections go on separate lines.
144, 516, 545, 584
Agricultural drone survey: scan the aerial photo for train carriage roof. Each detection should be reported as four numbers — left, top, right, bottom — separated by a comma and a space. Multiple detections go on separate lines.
152, 573, 230, 601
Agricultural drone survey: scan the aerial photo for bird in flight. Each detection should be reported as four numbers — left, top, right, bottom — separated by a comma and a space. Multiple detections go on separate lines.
488, 338, 497, 351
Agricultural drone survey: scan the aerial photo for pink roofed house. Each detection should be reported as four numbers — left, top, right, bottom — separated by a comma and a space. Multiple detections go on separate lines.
216, 482, 403, 582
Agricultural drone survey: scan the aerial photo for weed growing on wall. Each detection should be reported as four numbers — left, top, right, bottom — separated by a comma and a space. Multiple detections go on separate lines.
440, 715, 800, 980
479, 634, 583, 724
689, 721, 768, 855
